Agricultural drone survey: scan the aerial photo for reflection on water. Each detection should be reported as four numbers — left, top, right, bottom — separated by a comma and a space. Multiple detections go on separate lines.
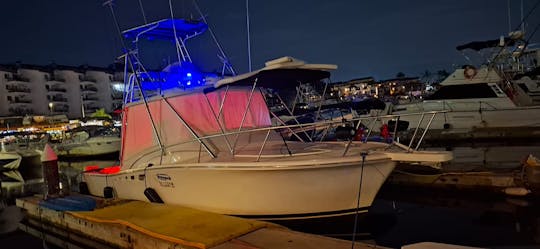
370, 185, 540, 248
1, 143, 540, 248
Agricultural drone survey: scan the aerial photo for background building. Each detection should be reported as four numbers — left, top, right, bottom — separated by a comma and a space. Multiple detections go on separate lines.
0, 63, 124, 119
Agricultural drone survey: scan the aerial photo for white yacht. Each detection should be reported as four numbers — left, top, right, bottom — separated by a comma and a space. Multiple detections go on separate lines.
81, 18, 452, 221
379, 33, 540, 139
53, 125, 121, 158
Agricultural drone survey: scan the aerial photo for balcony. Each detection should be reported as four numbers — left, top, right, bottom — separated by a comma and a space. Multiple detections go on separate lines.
47, 94, 68, 102
79, 75, 97, 82
51, 103, 69, 112
8, 95, 32, 104
82, 94, 99, 101
8, 106, 33, 116
81, 80, 98, 92
5, 85, 31, 93
81, 86, 98, 92
7, 74, 30, 82
46, 75, 66, 82
46, 84, 67, 92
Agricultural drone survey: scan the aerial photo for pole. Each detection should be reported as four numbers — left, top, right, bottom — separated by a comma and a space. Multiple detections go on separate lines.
246, 0, 252, 72
41, 143, 61, 199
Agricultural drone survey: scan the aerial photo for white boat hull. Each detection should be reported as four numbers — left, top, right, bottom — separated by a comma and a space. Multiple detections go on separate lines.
83, 155, 395, 219
55, 136, 121, 157
395, 107, 540, 131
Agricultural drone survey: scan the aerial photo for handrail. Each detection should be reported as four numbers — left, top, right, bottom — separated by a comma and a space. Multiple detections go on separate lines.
125, 110, 449, 167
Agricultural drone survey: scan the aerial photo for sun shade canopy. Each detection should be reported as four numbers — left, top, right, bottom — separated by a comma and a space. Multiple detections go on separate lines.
122, 18, 208, 41
215, 56, 337, 89
456, 36, 519, 51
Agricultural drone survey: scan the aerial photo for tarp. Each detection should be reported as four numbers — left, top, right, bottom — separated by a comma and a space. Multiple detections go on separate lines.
121, 87, 271, 167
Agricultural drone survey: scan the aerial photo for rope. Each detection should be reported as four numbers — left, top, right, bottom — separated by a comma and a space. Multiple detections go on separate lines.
351, 151, 367, 249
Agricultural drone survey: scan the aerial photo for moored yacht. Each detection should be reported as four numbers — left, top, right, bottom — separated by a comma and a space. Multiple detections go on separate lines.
378, 32, 540, 140
80, 17, 452, 221
53, 125, 121, 158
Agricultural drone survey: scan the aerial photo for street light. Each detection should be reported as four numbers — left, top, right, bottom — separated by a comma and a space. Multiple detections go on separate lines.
48, 102, 53, 115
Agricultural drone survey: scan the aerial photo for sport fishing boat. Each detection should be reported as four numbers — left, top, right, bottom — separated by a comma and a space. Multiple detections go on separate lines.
80, 17, 452, 221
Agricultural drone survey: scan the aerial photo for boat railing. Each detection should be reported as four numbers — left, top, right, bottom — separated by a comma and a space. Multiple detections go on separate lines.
130, 110, 448, 166
405, 99, 507, 113
445, 100, 499, 111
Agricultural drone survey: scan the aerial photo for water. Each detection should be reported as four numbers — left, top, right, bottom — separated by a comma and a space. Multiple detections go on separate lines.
1, 143, 540, 248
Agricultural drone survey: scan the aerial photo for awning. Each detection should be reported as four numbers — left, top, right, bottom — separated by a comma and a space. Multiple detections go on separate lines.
214, 57, 337, 89
456, 37, 518, 51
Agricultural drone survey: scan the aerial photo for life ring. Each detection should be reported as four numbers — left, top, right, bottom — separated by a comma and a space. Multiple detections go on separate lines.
463, 65, 477, 79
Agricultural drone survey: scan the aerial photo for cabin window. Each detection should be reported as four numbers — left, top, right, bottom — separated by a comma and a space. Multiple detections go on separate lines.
425, 83, 497, 100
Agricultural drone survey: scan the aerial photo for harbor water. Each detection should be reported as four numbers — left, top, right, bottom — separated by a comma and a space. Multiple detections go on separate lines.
1, 142, 540, 249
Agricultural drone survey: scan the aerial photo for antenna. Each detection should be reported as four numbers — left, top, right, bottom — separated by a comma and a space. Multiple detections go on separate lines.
138, 0, 148, 24
192, 0, 236, 75
521, 0, 525, 32
507, 0, 512, 33
246, 0, 252, 72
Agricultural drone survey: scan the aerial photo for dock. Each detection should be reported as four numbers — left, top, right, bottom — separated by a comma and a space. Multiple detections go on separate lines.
16, 194, 385, 249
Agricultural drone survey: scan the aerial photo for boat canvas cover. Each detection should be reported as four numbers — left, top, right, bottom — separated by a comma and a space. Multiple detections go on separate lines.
456, 36, 517, 51
121, 87, 271, 167
215, 68, 331, 90
215, 56, 337, 89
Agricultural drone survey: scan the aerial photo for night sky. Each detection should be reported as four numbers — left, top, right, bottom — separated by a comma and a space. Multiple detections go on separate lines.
1, 0, 539, 81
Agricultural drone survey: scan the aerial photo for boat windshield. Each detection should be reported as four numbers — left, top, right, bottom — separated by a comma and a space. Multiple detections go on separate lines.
65, 126, 119, 140
425, 83, 498, 100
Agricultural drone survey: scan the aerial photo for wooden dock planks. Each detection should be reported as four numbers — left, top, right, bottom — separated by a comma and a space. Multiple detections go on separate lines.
16, 195, 387, 249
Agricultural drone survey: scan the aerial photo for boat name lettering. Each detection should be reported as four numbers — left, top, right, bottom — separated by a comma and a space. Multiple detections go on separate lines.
156, 174, 172, 181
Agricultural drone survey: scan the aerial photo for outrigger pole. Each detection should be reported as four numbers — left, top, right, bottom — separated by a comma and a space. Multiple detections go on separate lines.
192, 0, 236, 75
104, 0, 166, 158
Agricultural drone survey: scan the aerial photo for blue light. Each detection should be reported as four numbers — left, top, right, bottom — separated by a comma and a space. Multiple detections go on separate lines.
137, 62, 208, 92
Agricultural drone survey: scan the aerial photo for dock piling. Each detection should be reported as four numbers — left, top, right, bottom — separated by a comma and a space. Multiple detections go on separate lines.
41, 143, 60, 199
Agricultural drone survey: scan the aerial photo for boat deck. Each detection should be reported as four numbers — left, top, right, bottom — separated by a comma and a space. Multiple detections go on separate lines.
16, 194, 386, 249
212, 140, 390, 163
